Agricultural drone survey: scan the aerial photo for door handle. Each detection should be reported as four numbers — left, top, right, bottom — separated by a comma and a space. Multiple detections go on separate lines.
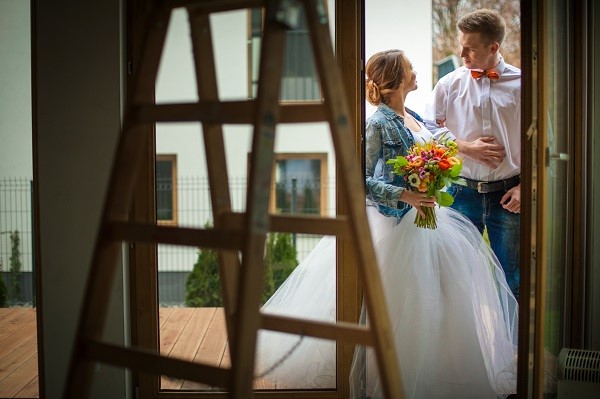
550, 152, 569, 161
545, 147, 570, 166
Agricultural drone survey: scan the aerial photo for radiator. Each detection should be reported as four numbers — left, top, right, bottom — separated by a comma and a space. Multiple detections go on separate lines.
557, 348, 600, 398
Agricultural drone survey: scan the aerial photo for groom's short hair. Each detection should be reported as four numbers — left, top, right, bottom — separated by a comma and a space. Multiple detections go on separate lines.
458, 9, 506, 46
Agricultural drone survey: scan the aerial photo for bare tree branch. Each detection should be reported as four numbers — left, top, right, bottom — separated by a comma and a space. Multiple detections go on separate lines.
432, 0, 521, 82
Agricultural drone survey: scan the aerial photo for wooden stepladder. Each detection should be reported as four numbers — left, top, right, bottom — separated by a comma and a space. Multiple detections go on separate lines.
65, 0, 404, 398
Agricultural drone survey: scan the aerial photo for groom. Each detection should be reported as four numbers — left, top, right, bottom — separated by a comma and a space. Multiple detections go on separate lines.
427, 9, 521, 300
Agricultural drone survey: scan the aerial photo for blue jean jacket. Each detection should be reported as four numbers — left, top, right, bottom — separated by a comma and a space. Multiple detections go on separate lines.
365, 104, 451, 220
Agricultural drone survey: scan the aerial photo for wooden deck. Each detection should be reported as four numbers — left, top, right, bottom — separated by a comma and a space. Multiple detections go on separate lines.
0, 307, 275, 398
159, 307, 274, 391
0, 308, 39, 398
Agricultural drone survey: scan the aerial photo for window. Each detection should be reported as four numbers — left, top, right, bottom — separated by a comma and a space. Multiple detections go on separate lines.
156, 154, 177, 225
249, 7, 321, 101
270, 153, 328, 216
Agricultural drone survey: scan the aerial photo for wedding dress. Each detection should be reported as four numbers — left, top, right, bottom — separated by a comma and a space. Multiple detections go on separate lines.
255, 128, 518, 398
349, 206, 518, 399
255, 205, 517, 398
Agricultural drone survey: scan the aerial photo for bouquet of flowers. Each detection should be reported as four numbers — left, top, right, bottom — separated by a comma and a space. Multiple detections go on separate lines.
386, 136, 465, 229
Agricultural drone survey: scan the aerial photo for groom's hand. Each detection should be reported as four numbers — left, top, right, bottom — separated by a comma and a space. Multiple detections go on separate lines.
501, 184, 521, 214
456, 137, 506, 168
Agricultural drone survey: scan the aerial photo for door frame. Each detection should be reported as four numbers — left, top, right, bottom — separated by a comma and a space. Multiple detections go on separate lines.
518, 0, 590, 397
128, 1, 364, 397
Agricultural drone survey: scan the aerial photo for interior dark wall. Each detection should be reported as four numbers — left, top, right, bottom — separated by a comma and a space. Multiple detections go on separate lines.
33, 0, 128, 397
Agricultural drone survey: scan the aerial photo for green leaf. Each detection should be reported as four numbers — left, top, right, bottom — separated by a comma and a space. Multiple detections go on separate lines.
436, 190, 455, 207
452, 177, 466, 186
449, 163, 462, 177
386, 156, 408, 167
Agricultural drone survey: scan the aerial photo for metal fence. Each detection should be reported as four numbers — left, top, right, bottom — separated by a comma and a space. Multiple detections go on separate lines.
0, 178, 35, 306
0, 176, 336, 307
158, 176, 335, 306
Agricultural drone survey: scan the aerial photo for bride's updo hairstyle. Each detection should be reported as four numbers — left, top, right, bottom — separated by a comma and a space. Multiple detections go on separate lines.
365, 49, 407, 106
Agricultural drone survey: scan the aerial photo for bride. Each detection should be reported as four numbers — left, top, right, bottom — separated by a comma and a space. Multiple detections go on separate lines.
255, 49, 518, 399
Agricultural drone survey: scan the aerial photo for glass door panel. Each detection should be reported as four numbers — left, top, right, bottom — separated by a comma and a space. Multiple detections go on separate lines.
0, 1, 39, 397
152, 3, 339, 394
540, 0, 572, 395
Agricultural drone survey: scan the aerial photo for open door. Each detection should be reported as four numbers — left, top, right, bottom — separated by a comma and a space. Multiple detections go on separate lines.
519, 0, 590, 397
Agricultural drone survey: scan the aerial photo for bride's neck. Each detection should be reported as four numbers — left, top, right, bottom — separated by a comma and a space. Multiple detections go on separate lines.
387, 96, 407, 119
387, 92, 407, 118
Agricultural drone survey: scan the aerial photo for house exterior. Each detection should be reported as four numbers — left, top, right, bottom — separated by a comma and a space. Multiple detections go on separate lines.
153, 2, 433, 304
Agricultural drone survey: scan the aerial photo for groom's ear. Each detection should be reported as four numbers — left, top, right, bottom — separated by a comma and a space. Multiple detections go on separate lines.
490, 42, 500, 55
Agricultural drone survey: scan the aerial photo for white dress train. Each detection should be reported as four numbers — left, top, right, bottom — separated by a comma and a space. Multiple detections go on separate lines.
255, 206, 518, 398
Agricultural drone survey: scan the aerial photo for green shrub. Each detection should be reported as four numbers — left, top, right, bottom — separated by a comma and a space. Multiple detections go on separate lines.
185, 225, 281, 307
0, 257, 7, 307
185, 247, 222, 307
10, 231, 21, 304
265, 232, 298, 292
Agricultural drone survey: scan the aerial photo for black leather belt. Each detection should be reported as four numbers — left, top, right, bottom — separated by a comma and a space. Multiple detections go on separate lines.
462, 175, 520, 194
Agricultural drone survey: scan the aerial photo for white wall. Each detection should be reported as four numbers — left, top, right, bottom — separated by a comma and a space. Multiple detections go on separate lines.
365, 0, 433, 117
156, 9, 335, 186
0, 0, 32, 179
156, 9, 253, 184
154, 7, 340, 274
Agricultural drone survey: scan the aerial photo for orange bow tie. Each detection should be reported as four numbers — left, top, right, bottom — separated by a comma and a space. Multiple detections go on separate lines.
471, 69, 499, 80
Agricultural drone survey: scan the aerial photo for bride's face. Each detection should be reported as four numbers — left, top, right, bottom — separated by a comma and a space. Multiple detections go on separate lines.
402, 58, 418, 92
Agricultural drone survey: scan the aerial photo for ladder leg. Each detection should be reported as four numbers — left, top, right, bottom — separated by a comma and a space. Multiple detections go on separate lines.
188, 7, 241, 341
303, 1, 404, 397
230, 5, 288, 398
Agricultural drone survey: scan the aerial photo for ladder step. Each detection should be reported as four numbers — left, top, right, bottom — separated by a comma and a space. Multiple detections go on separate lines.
83, 340, 230, 388
134, 101, 327, 124
106, 221, 244, 250
260, 313, 374, 346
220, 212, 349, 236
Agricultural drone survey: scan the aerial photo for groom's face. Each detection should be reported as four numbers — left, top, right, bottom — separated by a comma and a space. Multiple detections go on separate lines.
458, 31, 497, 71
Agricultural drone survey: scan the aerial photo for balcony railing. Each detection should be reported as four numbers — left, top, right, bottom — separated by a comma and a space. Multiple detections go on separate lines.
0, 178, 34, 307
0, 177, 337, 307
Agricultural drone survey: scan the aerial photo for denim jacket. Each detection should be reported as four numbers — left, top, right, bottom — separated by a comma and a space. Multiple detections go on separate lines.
365, 104, 451, 220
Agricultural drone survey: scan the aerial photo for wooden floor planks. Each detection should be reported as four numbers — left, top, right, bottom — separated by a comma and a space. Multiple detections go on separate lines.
0, 308, 38, 398
0, 307, 278, 397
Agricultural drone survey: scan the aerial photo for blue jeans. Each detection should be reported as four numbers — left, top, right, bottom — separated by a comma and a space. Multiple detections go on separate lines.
447, 185, 520, 300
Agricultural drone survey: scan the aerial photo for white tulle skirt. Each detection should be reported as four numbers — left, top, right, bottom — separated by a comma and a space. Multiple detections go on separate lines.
255, 206, 518, 398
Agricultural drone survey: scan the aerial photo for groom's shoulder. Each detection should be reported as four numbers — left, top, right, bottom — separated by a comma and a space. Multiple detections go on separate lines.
503, 62, 521, 77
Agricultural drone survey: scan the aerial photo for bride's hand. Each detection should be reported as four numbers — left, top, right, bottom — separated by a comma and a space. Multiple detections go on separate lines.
399, 190, 436, 218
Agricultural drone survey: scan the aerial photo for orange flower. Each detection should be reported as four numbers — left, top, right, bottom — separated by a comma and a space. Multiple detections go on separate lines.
409, 158, 424, 168
438, 159, 451, 170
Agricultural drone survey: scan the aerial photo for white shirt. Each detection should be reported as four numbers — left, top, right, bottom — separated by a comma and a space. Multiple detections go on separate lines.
426, 57, 521, 181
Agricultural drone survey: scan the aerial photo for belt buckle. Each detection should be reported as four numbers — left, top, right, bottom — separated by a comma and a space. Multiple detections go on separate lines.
476, 181, 486, 194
